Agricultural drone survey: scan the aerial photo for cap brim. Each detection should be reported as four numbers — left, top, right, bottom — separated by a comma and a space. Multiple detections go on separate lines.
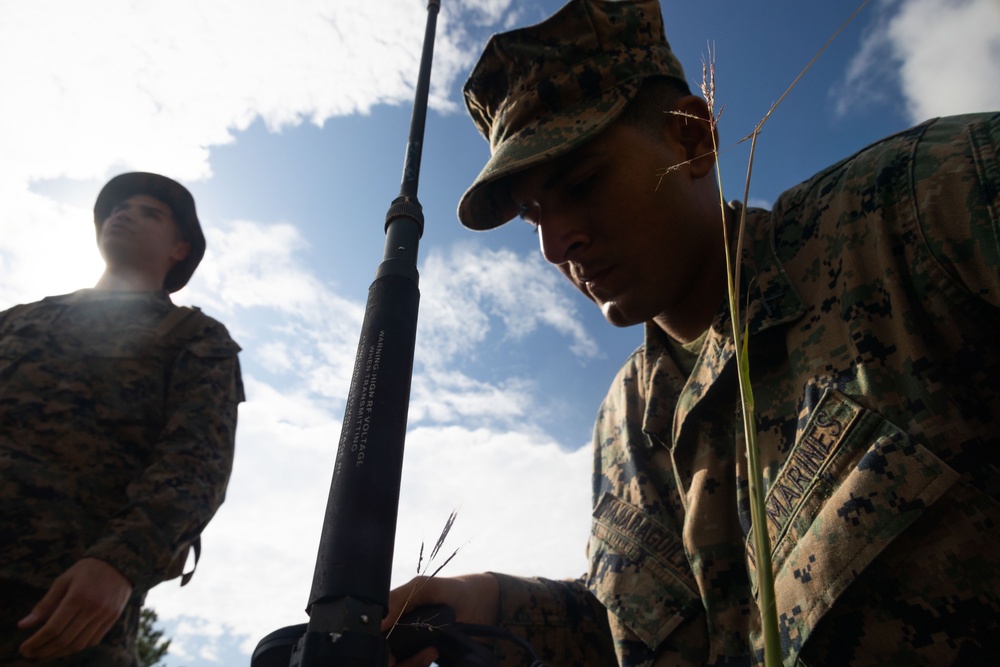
458, 83, 636, 231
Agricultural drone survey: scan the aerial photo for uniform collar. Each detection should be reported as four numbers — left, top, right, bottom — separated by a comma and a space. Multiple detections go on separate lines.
639, 204, 806, 448
51, 289, 173, 305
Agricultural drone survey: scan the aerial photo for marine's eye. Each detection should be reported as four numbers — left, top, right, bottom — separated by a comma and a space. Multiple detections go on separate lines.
518, 202, 540, 232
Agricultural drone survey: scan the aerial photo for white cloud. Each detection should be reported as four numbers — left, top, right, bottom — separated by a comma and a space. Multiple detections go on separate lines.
0, 0, 510, 188
0, 191, 104, 307
888, 0, 1000, 122
406, 243, 602, 429
181, 225, 597, 417
835, 0, 1000, 123
409, 368, 535, 426
417, 243, 598, 368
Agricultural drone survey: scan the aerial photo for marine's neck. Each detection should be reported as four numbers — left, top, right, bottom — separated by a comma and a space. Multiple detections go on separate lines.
93, 267, 164, 292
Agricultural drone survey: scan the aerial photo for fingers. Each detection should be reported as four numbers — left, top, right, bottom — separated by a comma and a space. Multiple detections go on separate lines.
18, 574, 87, 659
20, 605, 107, 660
384, 575, 501, 666
17, 574, 69, 631
17, 558, 133, 660
383, 575, 433, 633
383, 573, 500, 633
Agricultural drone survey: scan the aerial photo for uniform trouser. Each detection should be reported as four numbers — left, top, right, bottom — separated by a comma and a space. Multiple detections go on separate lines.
0, 579, 140, 667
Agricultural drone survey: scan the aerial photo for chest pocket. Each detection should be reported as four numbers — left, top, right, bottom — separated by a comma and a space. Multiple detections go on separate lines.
587, 493, 701, 650
748, 388, 962, 660
86, 306, 202, 428
89, 350, 165, 424
86, 326, 169, 457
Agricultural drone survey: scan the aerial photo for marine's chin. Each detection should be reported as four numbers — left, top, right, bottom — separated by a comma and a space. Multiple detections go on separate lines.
599, 300, 644, 329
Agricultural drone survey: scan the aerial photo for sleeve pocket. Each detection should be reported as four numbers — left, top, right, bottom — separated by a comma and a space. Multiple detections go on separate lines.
587, 493, 701, 650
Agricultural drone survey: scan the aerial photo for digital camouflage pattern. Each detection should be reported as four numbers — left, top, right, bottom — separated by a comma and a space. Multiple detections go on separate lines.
0, 289, 244, 664
458, 0, 686, 231
491, 112, 1000, 666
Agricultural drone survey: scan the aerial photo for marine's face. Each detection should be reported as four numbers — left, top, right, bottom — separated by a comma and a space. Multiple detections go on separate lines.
508, 119, 723, 330
99, 194, 190, 281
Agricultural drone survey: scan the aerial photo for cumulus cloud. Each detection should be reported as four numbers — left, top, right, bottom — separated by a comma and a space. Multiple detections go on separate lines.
888, 0, 1000, 121
418, 243, 598, 368
0, 192, 104, 307
409, 368, 535, 426
835, 0, 1000, 122
0, 0, 510, 187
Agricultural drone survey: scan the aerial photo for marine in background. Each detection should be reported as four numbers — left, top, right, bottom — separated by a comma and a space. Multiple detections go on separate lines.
0, 172, 245, 666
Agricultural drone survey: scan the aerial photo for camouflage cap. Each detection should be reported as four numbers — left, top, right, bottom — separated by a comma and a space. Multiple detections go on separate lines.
458, 0, 687, 231
94, 172, 206, 293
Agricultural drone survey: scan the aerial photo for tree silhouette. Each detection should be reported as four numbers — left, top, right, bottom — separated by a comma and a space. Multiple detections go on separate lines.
137, 607, 171, 667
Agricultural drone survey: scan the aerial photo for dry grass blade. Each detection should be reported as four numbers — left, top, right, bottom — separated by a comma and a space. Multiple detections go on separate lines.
429, 509, 458, 563
427, 544, 462, 579
388, 508, 464, 636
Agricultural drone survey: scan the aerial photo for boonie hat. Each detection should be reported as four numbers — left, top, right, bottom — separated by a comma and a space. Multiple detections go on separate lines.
458, 0, 687, 230
94, 172, 206, 293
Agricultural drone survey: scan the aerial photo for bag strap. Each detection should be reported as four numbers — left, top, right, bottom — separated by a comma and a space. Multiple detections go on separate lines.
155, 305, 207, 587
179, 537, 201, 587
153, 305, 202, 342
165, 537, 202, 587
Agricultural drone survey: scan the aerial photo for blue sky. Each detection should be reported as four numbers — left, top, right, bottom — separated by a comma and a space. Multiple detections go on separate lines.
1, 0, 998, 664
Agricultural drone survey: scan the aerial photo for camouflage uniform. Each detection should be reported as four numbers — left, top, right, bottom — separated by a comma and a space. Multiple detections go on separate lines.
485, 112, 1000, 666
0, 288, 244, 665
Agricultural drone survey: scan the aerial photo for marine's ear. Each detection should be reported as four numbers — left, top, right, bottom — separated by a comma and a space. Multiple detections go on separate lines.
665, 95, 717, 179
169, 240, 191, 264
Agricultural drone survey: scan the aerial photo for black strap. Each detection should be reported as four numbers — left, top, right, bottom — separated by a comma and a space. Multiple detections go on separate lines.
179, 537, 201, 587
156, 305, 207, 587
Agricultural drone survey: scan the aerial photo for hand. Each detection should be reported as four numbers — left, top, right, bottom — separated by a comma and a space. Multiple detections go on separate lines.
17, 558, 134, 660
382, 573, 499, 667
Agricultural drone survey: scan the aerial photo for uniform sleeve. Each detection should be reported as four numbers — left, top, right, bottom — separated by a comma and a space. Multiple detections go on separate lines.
913, 112, 1000, 308
491, 573, 615, 667
83, 319, 244, 591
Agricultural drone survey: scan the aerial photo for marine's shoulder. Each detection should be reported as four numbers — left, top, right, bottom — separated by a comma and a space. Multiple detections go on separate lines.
166, 305, 242, 356
0, 292, 79, 331
777, 113, 998, 210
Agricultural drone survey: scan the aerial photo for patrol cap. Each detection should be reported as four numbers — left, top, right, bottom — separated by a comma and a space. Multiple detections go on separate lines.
94, 172, 206, 293
458, 0, 687, 230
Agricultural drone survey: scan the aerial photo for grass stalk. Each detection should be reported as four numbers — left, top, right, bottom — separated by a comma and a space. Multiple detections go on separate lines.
696, 4, 868, 663
387, 509, 463, 636
699, 51, 781, 666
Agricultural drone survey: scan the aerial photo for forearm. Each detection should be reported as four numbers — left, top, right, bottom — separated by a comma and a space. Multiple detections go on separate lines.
492, 573, 615, 667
